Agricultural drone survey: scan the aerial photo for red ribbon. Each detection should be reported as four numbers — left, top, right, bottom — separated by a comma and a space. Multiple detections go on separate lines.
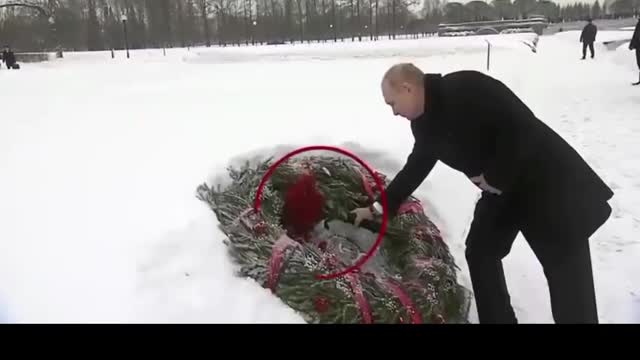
345, 273, 374, 324
398, 200, 424, 215
267, 235, 299, 292
322, 253, 373, 323
357, 168, 376, 201
385, 279, 422, 324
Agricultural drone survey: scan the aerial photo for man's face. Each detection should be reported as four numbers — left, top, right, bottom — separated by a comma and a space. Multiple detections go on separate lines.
381, 79, 421, 121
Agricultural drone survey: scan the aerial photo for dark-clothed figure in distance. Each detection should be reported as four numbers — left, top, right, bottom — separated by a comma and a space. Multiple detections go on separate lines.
629, 18, 640, 85
2, 45, 17, 69
581, 19, 597, 60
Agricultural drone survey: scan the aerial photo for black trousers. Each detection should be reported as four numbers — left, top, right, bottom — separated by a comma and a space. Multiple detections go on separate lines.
582, 42, 595, 58
636, 49, 640, 70
464, 192, 599, 324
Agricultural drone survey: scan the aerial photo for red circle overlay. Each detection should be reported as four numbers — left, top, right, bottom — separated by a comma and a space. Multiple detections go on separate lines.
253, 145, 388, 281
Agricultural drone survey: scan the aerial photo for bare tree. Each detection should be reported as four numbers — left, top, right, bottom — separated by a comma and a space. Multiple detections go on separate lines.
0, 1, 50, 15
197, 0, 211, 46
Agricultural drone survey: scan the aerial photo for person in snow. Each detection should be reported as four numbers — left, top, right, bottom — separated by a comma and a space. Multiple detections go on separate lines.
580, 19, 597, 60
2, 45, 16, 69
630, 18, 640, 86
351, 63, 614, 324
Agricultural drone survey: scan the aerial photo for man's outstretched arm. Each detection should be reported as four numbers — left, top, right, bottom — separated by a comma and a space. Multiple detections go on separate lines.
372, 141, 437, 219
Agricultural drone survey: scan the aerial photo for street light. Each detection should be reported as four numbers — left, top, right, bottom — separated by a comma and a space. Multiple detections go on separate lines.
252, 21, 257, 45
121, 13, 130, 59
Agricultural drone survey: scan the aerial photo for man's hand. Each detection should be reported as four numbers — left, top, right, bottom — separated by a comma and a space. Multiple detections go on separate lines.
470, 174, 503, 195
351, 207, 374, 227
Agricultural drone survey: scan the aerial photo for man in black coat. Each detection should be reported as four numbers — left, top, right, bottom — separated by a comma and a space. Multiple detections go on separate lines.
580, 19, 597, 60
2, 46, 16, 69
630, 18, 640, 85
352, 63, 613, 324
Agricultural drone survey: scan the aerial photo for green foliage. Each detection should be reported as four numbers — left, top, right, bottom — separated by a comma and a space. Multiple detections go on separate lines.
197, 155, 472, 323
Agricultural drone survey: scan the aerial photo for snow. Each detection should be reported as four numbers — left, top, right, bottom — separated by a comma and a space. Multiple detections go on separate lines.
182, 33, 539, 63
1, 30, 639, 323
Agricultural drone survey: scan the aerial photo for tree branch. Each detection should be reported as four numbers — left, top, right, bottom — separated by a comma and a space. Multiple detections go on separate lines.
0, 2, 50, 17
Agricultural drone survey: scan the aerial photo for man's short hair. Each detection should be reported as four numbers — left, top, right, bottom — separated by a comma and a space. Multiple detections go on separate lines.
383, 63, 424, 89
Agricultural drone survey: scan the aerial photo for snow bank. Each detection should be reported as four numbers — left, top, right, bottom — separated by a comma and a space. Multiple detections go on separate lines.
183, 33, 539, 64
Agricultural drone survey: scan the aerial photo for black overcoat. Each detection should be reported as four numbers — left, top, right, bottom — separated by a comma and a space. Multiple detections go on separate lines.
381, 71, 613, 242
580, 23, 597, 43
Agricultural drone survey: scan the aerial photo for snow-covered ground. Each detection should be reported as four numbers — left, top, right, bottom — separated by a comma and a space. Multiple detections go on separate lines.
0, 31, 638, 323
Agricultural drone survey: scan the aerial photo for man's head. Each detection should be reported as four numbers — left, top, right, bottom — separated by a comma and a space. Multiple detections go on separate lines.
381, 63, 425, 121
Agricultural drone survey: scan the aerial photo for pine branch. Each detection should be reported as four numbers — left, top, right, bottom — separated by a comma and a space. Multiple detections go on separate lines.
196, 154, 472, 323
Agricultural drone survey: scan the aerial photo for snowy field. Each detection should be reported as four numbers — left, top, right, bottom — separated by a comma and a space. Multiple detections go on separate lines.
1, 30, 639, 323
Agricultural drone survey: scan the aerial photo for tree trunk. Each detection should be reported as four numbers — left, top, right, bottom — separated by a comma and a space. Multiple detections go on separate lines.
350, 0, 354, 41
87, 0, 103, 50
161, 0, 172, 47
392, 0, 396, 39
270, 0, 277, 42
331, 0, 336, 41
177, 0, 186, 47
201, 0, 211, 47
305, 0, 312, 43
296, 0, 304, 43
244, 0, 249, 45
356, 0, 361, 41
321, 0, 326, 41
369, 0, 373, 40
374, 0, 378, 40
249, 0, 255, 45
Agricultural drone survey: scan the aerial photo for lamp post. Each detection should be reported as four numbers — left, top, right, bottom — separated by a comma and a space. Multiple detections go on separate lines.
252, 20, 257, 45
121, 13, 130, 59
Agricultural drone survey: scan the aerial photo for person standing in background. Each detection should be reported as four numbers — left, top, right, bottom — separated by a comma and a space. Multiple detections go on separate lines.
1, 45, 16, 69
580, 19, 597, 60
629, 17, 640, 86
